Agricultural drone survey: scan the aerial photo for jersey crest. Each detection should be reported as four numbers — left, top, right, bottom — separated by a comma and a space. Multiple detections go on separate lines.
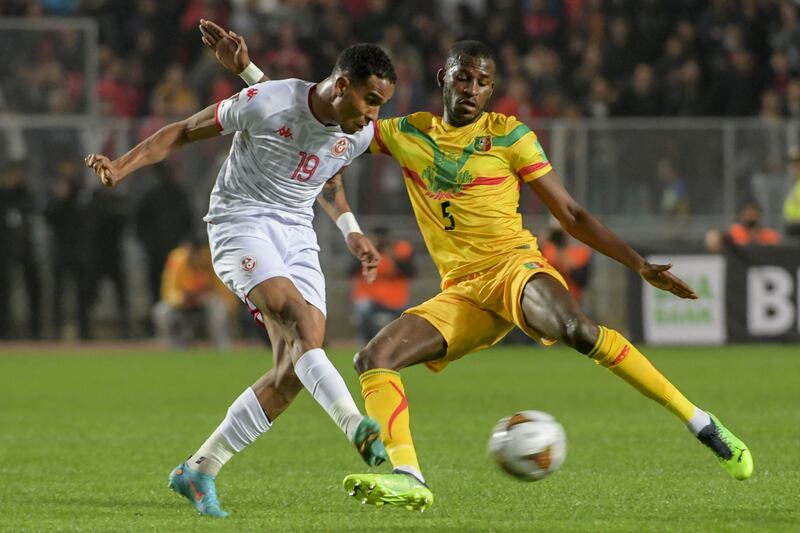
474, 136, 492, 152
399, 117, 513, 200
331, 137, 349, 156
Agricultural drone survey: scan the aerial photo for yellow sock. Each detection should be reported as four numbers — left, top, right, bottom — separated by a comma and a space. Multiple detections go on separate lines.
360, 369, 421, 472
589, 326, 695, 422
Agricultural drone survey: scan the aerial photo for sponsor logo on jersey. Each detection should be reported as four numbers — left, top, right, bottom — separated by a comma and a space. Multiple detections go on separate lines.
240, 256, 257, 272
331, 137, 350, 156
246, 87, 258, 101
474, 136, 492, 152
275, 125, 293, 139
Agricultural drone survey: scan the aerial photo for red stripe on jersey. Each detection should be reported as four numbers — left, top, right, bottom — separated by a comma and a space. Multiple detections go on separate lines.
214, 100, 224, 132
373, 120, 391, 155
462, 176, 506, 189
401, 166, 427, 189
517, 161, 550, 177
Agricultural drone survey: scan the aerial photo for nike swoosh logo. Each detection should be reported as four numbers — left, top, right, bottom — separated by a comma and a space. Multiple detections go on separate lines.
738, 449, 746, 463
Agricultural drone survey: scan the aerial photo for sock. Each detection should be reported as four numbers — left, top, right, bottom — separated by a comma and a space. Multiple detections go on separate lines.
588, 326, 696, 424
294, 348, 363, 439
188, 387, 271, 476
686, 406, 712, 436
360, 369, 423, 482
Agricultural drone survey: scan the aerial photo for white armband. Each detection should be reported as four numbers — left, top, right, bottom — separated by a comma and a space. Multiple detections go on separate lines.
336, 212, 362, 239
239, 63, 264, 86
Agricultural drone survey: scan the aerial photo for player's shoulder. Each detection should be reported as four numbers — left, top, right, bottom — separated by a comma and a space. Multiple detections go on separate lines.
484, 112, 534, 138
247, 78, 308, 103
398, 111, 438, 132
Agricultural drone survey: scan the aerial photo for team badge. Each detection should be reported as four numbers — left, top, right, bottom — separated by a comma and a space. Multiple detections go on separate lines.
332, 137, 349, 156
240, 256, 257, 272
474, 136, 492, 152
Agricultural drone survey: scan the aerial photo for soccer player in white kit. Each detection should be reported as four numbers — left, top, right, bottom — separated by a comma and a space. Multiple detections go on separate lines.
85, 43, 396, 517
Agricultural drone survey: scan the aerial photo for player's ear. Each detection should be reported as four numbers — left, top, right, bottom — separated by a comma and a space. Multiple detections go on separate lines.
334, 76, 350, 98
436, 68, 445, 88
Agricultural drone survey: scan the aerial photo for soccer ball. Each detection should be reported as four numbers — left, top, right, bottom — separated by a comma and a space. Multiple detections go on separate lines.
487, 410, 567, 481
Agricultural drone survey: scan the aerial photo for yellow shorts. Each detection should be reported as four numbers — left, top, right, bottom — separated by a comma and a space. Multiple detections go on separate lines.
405, 250, 567, 372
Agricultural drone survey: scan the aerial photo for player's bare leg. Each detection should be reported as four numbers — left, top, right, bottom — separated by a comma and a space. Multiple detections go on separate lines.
344, 314, 444, 511
170, 279, 387, 518
244, 277, 387, 464
168, 317, 305, 517
521, 273, 752, 480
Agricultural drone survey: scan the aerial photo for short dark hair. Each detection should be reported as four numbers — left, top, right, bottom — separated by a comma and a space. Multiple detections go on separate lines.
334, 44, 396, 84
445, 40, 496, 70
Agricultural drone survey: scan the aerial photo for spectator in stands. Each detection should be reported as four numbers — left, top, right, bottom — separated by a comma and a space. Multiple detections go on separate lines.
727, 201, 781, 246
540, 224, 592, 306
87, 185, 131, 339
350, 227, 415, 344
705, 200, 782, 252
0, 161, 42, 339
149, 63, 198, 118
784, 146, 800, 238
45, 158, 92, 339
656, 158, 690, 217
135, 163, 194, 308
153, 236, 233, 350
616, 63, 662, 116
664, 59, 707, 116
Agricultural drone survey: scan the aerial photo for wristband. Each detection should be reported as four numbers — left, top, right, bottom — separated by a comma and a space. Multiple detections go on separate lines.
239, 63, 264, 86
336, 212, 362, 239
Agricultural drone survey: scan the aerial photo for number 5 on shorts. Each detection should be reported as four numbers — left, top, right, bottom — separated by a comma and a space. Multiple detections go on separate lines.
441, 201, 455, 231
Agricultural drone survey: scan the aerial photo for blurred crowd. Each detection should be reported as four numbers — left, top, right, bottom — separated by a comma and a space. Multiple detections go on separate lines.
8, 0, 800, 121
4, 0, 800, 342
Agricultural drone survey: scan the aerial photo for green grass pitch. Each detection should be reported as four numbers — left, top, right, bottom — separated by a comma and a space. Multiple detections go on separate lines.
1, 344, 798, 532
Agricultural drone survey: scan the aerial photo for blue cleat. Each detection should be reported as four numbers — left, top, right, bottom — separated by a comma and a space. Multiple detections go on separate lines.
168, 462, 228, 517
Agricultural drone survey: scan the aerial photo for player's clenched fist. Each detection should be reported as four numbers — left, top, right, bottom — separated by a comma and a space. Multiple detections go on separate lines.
84, 153, 120, 187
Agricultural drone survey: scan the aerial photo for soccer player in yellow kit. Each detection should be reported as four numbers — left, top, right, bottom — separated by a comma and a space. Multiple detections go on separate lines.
201, 23, 752, 512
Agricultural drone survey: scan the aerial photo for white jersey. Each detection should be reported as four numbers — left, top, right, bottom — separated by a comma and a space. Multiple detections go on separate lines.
204, 79, 374, 226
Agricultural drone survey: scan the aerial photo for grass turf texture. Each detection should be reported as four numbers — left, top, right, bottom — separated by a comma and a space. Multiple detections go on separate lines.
1, 345, 798, 532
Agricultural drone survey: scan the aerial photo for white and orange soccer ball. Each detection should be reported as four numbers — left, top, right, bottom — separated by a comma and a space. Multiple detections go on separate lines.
487, 410, 567, 481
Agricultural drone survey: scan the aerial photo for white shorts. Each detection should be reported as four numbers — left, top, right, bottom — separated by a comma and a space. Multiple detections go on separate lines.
207, 216, 326, 317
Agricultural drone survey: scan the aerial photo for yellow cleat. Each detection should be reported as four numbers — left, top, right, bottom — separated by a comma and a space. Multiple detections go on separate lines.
343, 471, 433, 512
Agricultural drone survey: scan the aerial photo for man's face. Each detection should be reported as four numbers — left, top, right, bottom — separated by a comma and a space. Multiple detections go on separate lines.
333, 75, 395, 134
440, 55, 496, 126
740, 206, 762, 228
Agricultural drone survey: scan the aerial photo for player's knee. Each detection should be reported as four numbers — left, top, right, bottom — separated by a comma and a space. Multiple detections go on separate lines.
561, 318, 598, 354
354, 342, 396, 373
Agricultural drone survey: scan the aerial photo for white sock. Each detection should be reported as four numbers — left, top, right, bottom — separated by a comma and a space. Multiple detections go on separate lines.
187, 387, 271, 476
686, 407, 712, 436
294, 348, 363, 439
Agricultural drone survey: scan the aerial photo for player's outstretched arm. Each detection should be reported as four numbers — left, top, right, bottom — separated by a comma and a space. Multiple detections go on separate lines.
529, 170, 698, 299
85, 104, 220, 187
319, 173, 381, 283
199, 19, 269, 84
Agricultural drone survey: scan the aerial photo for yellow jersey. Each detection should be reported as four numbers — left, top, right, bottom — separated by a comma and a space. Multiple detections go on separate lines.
370, 111, 552, 286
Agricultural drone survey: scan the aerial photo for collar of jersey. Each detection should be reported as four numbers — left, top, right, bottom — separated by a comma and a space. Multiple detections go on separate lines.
437, 112, 488, 133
